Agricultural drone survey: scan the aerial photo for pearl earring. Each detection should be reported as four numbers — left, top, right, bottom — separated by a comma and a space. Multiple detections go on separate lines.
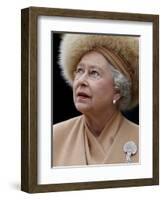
113, 99, 116, 104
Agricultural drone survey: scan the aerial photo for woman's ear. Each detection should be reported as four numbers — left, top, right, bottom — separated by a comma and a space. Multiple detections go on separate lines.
113, 86, 121, 102
113, 93, 121, 102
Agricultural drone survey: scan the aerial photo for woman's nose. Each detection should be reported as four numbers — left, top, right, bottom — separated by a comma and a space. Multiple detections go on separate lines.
77, 73, 89, 86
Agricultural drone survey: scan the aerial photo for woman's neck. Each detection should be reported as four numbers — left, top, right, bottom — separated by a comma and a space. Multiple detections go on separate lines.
84, 108, 119, 137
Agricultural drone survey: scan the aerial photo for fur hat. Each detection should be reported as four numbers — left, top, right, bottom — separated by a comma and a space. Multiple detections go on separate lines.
58, 34, 139, 110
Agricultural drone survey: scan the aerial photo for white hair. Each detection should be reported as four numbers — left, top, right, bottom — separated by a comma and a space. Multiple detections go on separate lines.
111, 68, 132, 111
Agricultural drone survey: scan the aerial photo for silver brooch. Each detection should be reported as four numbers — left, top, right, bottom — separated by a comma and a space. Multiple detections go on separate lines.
123, 141, 137, 163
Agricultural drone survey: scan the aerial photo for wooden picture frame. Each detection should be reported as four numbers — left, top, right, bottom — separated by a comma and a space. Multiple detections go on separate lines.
21, 6, 159, 193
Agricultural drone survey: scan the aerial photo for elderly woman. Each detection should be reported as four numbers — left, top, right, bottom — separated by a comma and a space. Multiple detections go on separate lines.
53, 34, 139, 166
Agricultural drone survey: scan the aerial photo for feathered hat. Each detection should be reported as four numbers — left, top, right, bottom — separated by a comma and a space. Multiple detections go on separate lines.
58, 34, 139, 110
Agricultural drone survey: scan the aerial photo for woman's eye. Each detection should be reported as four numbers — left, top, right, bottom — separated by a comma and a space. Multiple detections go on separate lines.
76, 68, 84, 74
90, 70, 100, 77
74, 68, 84, 79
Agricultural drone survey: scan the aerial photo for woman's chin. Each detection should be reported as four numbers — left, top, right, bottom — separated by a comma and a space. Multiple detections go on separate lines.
75, 102, 91, 114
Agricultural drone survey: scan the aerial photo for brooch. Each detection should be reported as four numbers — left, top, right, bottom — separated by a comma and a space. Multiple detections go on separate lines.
123, 141, 137, 163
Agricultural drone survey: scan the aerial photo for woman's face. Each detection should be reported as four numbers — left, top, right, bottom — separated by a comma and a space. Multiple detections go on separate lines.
73, 51, 119, 115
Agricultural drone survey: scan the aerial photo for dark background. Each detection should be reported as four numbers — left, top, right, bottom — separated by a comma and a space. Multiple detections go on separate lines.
52, 33, 139, 125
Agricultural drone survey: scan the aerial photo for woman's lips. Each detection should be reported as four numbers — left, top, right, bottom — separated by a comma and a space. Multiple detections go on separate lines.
76, 92, 91, 100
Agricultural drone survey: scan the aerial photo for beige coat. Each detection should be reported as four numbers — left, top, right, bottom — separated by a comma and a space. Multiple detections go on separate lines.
53, 112, 139, 167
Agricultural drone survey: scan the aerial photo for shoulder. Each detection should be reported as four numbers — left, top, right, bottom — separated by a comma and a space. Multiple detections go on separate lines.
53, 115, 83, 130
52, 115, 83, 160
121, 115, 139, 131
53, 115, 83, 137
120, 115, 139, 142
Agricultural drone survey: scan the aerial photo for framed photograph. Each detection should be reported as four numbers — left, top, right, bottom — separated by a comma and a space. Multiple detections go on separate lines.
21, 7, 159, 193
